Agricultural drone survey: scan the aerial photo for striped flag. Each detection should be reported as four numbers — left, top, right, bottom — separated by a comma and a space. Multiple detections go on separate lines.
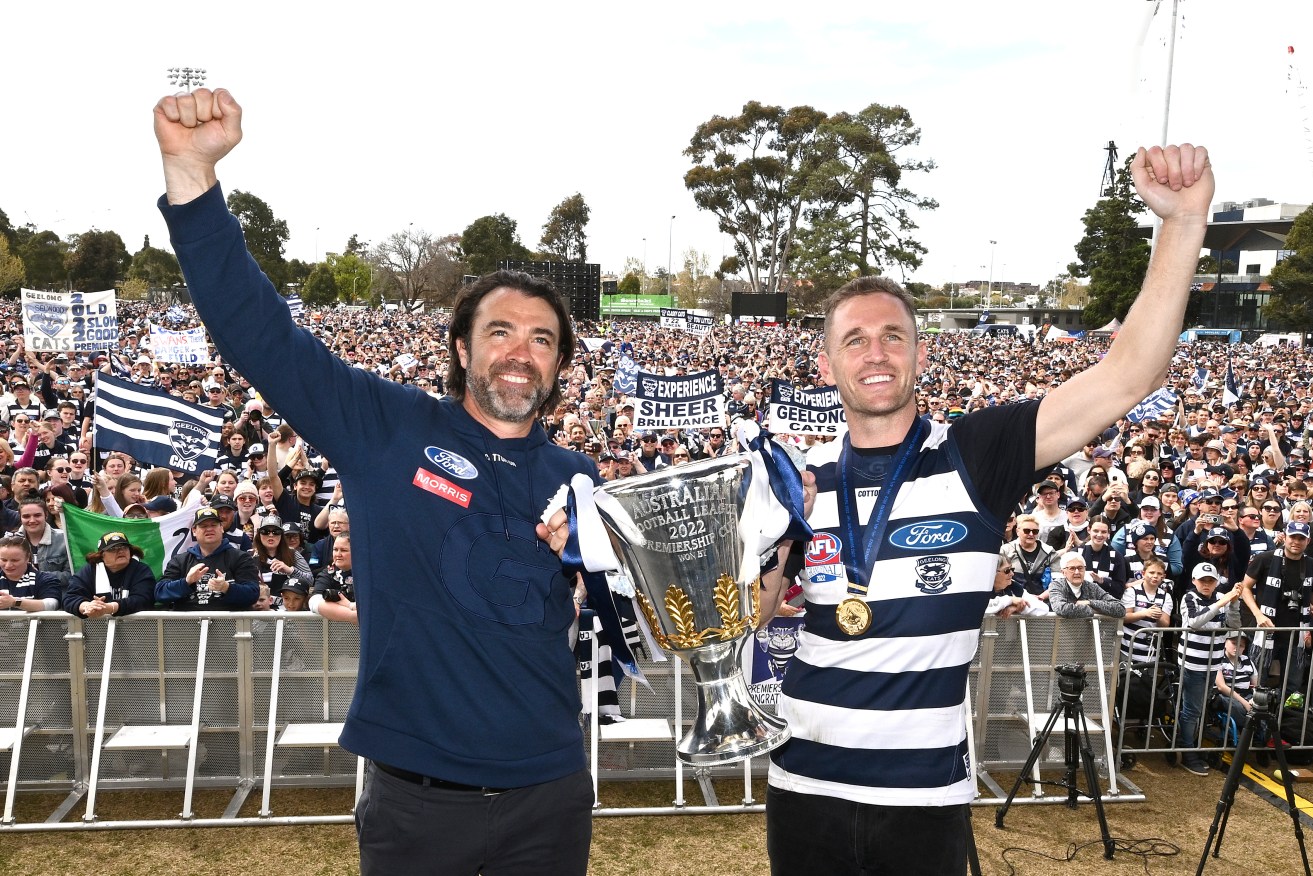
92, 372, 224, 475
1222, 357, 1240, 406
285, 293, 305, 321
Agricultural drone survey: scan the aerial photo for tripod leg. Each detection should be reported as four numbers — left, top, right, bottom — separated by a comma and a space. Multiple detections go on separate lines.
1075, 711, 1115, 860
996, 705, 1064, 829
1064, 707, 1081, 809
1267, 717, 1312, 876
1196, 713, 1258, 874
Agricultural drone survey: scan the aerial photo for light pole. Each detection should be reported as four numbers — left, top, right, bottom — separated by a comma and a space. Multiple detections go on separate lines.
642, 237, 647, 277
987, 240, 997, 309
667, 215, 676, 298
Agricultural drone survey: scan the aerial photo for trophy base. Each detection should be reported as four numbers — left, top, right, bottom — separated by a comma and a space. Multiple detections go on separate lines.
676, 639, 790, 765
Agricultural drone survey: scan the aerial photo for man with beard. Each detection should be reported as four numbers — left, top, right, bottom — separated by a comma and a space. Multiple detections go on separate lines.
152, 88, 598, 876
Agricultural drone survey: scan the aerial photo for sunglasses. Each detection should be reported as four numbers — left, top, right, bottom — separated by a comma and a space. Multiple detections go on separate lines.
1222, 504, 1238, 510
1019, 528, 1039, 535
259, 528, 282, 536
53, 467, 71, 474
1241, 513, 1261, 519
1207, 538, 1230, 545
1265, 506, 1284, 512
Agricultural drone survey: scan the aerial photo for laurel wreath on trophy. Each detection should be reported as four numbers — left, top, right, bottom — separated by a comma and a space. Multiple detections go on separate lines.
634, 574, 759, 650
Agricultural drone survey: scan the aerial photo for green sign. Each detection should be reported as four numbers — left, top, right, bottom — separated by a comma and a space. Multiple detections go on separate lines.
600, 294, 674, 317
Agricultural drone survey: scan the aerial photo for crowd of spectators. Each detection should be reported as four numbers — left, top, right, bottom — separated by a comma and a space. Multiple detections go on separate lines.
1, 296, 1312, 772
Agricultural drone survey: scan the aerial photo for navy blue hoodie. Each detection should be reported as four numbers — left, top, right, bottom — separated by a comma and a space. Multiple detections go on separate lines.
161, 185, 597, 788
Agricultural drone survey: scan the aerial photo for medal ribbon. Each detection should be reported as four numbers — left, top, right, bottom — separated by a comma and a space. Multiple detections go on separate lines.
837, 416, 926, 598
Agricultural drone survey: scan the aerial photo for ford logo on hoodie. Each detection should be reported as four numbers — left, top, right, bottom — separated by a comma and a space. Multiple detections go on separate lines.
425, 446, 479, 480
888, 520, 968, 550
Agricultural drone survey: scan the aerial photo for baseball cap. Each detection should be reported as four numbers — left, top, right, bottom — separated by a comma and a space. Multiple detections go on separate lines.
209, 495, 237, 512
1139, 496, 1160, 509
1035, 481, 1059, 495
1192, 561, 1219, 580
1288, 521, 1312, 539
280, 580, 309, 597
281, 521, 304, 538
1226, 629, 1249, 642
258, 515, 285, 534
1206, 526, 1230, 541
97, 531, 131, 552
1092, 447, 1115, 459
660, 435, 677, 445
248, 443, 266, 456
193, 507, 222, 526
639, 430, 658, 441
1066, 499, 1088, 510
143, 496, 178, 514
1198, 489, 1222, 501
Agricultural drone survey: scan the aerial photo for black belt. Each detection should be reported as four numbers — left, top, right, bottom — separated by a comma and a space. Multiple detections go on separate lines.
373, 760, 510, 794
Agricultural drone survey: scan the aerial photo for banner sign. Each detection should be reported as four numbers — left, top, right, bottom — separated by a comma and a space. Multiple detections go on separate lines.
22, 288, 119, 352
660, 307, 687, 330
148, 322, 209, 364
687, 313, 715, 336
765, 381, 847, 436
631, 369, 725, 430
614, 354, 639, 395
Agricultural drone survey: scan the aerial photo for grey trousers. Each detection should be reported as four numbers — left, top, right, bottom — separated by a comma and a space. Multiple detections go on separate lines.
355, 761, 593, 876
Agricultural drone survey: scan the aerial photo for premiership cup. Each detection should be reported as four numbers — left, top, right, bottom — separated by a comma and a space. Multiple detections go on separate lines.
596, 454, 790, 764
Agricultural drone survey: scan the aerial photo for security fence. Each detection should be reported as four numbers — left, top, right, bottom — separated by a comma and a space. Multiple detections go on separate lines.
6, 610, 1292, 832
1116, 623, 1313, 769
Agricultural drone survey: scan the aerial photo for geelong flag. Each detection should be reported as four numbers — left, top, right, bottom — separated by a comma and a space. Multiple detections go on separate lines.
93, 372, 224, 475
285, 293, 305, 321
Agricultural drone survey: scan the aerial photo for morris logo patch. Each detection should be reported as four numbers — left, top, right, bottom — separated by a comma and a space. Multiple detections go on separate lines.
914, 555, 953, 594
425, 446, 478, 480
168, 420, 208, 461
888, 520, 968, 551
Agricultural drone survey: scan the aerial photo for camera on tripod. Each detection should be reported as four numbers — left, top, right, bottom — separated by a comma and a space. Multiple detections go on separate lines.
1252, 686, 1280, 717
1057, 663, 1087, 701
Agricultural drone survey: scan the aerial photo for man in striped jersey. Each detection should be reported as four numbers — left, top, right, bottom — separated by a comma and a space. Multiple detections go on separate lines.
762, 144, 1215, 874
1179, 562, 1242, 776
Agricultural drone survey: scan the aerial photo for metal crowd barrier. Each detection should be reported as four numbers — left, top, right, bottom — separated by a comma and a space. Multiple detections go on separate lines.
1116, 623, 1313, 768
1, 610, 1155, 831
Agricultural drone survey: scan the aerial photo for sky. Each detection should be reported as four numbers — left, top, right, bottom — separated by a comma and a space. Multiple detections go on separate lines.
5, 0, 1313, 293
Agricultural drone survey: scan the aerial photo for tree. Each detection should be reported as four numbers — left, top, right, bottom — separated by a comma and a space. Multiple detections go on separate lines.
1265, 205, 1313, 330
684, 101, 827, 295
329, 251, 374, 304
285, 259, 313, 290
460, 214, 533, 276
539, 194, 590, 262
116, 276, 150, 302
344, 234, 369, 257
674, 248, 715, 308
794, 103, 937, 284
302, 262, 339, 306
16, 228, 68, 290
1067, 160, 1151, 328
227, 190, 289, 290
616, 271, 642, 297
373, 228, 466, 310
64, 229, 130, 292
0, 236, 24, 298
0, 208, 14, 247
128, 236, 183, 289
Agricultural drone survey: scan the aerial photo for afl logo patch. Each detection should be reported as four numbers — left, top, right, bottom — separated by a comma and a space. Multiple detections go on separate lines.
425, 446, 478, 480
888, 520, 968, 551
914, 556, 952, 594
805, 533, 842, 566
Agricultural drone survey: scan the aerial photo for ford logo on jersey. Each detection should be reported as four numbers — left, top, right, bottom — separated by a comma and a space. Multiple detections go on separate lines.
888, 520, 968, 550
425, 446, 479, 480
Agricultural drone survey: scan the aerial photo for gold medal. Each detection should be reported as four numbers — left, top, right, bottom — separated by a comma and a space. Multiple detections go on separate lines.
836, 597, 872, 635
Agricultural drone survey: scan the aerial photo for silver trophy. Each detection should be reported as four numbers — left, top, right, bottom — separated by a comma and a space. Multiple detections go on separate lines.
596, 454, 790, 764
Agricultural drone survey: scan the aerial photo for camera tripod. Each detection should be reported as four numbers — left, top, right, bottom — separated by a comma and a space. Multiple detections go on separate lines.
1196, 691, 1311, 875
996, 666, 1115, 860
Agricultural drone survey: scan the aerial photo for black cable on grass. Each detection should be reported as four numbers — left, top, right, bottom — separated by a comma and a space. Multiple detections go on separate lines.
999, 836, 1180, 875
